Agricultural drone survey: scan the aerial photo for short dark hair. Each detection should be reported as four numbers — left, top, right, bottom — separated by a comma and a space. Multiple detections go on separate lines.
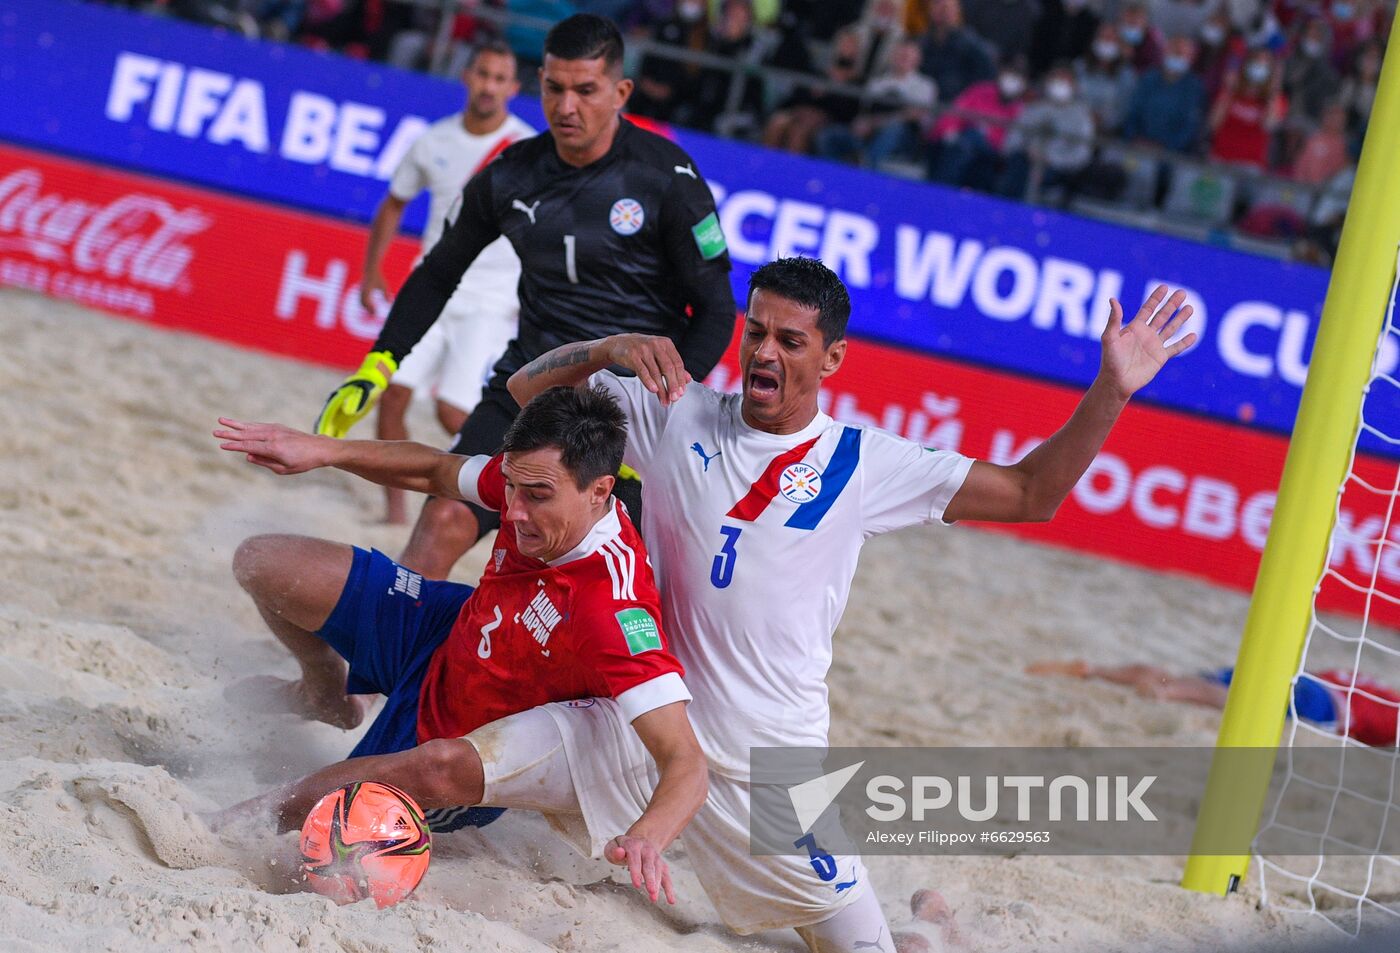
501, 385, 627, 489
467, 39, 517, 69
746, 257, 851, 346
543, 14, 624, 71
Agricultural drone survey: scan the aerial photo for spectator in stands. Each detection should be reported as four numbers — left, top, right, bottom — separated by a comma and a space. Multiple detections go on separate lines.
1292, 101, 1351, 183
1339, 38, 1381, 139
964, 0, 1043, 68
926, 58, 1031, 189
998, 62, 1095, 200
848, 0, 908, 81
1284, 18, 1341, 123
1030, 0, 1101, 77
919, 0, 997, 103
1075, 22, 1138, 132
1195, 10, 1242, 99
1150, 0, 1217, 45
1116, 2, 1164, 70
693, 0, 766, 136
1121, 35, 1205, 152
764, 26, 866, 154
629, 0, 709, 123
818, 39, 938, 166
1208, 49, 1286, 170
1327, 0, 1382, 68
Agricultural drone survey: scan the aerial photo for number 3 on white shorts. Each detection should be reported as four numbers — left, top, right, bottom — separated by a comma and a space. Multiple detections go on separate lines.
710, 526, 741, 589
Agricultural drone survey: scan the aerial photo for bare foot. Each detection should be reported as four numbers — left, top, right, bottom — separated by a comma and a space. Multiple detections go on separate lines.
225, 675, 371, 729
910, 888, 964, 947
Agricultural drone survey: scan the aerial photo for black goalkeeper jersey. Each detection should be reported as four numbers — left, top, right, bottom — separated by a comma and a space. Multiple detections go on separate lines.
373, 118, 736, 386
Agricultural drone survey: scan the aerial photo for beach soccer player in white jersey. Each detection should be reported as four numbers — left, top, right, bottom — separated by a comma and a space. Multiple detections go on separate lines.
502, 257, 1196, 951
358, 40, 535, 524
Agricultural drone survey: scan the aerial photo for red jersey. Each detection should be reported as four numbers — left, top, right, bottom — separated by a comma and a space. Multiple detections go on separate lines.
415, 455, 689, 743
1316, 670, 1400, 748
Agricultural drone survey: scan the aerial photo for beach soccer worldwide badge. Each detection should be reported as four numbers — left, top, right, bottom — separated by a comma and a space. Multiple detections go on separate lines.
609, 198, 644, 235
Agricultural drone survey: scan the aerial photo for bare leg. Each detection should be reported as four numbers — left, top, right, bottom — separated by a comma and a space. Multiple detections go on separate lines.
230, 534, 371, 729
376, 383, 414, 525
398, 496, 480, 580
434, 399, 468, 436
216, 737, 484, 833
1026, 660, 1229, 709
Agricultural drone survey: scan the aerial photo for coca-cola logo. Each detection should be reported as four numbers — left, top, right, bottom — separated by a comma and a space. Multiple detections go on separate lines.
0, 168, 210, 290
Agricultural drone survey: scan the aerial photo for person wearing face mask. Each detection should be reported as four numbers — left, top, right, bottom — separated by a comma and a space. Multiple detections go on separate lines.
1116, 1, 1164, 70
1208, 49, 1286, 169
1195, 13, 1242, 98
1121, 34, 1205, 152
1075, 22, 1139, 131
926, 58, 1031, 189
629, 0, 710, 124
763, 26, 867, 154
997, 63, 1096, 200
1327, 0, 1379, 65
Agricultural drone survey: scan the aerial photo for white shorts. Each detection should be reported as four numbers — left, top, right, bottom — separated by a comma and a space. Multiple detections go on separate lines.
466, 699, 871, 936
390, 285, 517, 412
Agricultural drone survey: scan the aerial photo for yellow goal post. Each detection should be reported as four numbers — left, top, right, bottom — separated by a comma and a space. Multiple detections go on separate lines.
1182, 15, 1400, 896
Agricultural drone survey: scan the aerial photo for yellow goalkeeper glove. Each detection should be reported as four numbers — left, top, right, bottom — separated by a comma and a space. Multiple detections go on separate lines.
315, 350, 398, 438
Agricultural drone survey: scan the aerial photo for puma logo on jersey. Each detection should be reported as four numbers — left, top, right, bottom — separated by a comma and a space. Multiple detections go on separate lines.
690, 442, 722, 471
477, 604, 503, 659
512, 198, 541, 224
674, 164, 697, 179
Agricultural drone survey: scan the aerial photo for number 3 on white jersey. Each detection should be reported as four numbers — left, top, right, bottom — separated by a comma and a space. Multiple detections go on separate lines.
711, 526, 742, 589
478, 604, 503, 658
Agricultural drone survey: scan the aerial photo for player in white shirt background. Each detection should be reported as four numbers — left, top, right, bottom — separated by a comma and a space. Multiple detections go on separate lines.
505, 257, 1196, 952
359, 40, 536, 523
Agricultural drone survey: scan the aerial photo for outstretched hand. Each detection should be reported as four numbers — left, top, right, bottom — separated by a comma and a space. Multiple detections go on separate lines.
214, 418, 335, 475
1100, 284, 1198, 400
608, 334, 691, 406
605, 833, 676, 905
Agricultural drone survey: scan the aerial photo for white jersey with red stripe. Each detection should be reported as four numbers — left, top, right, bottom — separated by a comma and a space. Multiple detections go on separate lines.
592, 371, 974, 779
388, 111, 535, 287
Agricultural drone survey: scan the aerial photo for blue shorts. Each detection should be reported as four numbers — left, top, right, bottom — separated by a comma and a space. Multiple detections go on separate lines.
1203, 666, 1338, 727
317, 546, 504, 830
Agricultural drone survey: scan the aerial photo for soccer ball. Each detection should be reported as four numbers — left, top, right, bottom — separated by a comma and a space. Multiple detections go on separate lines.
299, 781, 432, 908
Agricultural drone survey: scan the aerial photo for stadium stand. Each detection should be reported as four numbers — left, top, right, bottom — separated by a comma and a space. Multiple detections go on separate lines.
108, 0, 1387, 263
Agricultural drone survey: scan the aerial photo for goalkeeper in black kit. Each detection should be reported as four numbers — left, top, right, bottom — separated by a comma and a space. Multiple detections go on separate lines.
317, 14, 736, 578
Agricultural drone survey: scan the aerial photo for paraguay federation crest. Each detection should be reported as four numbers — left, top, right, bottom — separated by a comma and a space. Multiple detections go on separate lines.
779, 463, 822, 504
609, 197, 645, 235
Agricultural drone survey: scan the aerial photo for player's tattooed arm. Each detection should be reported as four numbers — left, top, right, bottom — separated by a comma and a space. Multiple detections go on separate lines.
509, 334, 692, 407
523, 342, 599, 379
